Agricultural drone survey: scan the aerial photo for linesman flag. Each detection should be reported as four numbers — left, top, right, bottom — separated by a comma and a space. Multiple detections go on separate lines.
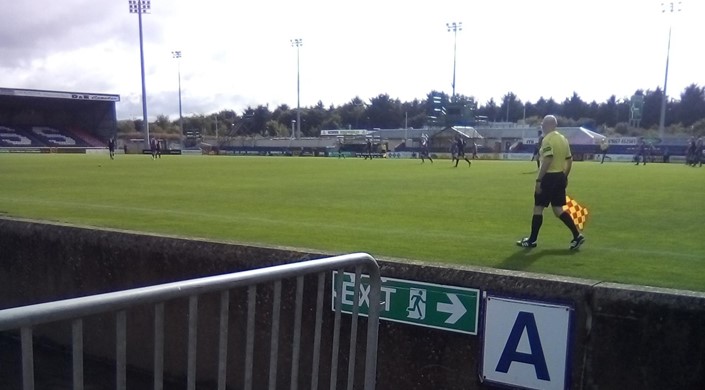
563, 196, 589, 231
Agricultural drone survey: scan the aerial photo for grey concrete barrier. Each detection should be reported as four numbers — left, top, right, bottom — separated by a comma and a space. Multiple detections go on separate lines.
0, 217, 703, 389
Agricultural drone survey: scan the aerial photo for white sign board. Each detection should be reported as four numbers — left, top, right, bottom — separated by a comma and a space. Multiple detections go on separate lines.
481, 295, 572, 390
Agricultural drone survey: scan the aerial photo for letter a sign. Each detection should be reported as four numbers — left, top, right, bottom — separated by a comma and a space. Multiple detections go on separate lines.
480, 295, 573, 390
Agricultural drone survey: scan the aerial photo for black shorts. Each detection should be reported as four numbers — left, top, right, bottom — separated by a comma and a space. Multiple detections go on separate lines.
534, 172, 567, 208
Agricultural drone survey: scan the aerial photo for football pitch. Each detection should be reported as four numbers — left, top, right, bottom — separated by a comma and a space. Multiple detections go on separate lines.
1, 153, 703, 292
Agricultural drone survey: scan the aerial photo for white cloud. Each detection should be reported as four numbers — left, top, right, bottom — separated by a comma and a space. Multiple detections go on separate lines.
1, 0, 703, 121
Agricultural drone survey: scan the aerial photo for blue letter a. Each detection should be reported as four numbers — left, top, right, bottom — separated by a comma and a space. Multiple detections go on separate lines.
495, 311, 550, 381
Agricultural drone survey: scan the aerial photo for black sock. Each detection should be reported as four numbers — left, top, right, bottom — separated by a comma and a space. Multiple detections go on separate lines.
559, 212, 580, 239
529, 215, 543, 242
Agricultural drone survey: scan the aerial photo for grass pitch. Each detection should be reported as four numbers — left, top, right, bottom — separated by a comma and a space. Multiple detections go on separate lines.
0, 153, 703, 292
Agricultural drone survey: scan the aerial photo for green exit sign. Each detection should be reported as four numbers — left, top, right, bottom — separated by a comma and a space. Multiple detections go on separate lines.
332, 272, 480, 335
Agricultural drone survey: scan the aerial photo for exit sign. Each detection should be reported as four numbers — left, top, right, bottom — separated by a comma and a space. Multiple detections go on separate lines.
332, 271, 480, 335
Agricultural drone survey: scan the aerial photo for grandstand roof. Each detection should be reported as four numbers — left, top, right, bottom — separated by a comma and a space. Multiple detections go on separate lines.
565, 127, 607, 145
475, 126, 606, 145
475, 126, 542, 139
368, 128, 433, 139
367, 126, 483, 140
449, 126, 483, 139
0, 87, 120, 102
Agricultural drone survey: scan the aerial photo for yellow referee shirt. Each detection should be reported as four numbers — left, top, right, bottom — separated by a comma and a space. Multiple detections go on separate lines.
540, 131, 572, 172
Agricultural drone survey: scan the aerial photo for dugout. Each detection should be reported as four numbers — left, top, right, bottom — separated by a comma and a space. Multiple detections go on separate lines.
0, 87, 120, 148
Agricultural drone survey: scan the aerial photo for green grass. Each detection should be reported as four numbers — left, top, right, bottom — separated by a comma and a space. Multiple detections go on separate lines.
1, 153, 704, 292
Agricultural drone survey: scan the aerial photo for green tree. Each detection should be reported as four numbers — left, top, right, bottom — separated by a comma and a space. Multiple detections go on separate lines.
691, 118, 705, 137
321, 112, 343, 130
676, 84, 705, 127
155, 115, 171, 133
498, 93, 523, 122
641, 88, 662, 129
184, 114, 209, 135
133, 119, 144, 133
586, 101, 600, 127
523, 102, 538, 120
616, 98, 631, 125
368, 94, 403, 129
301, 101, 328, 135
142, 81, 705, 139
597, 95, 620, 127
563, 92, 588, 120
499, 93, 512, 122
242, 105, 272, 136
614, 122, 630, 135
271, 104, 295, 134
338, 97, 369, 129
264, 120, 288, 137
401, 99, 427, 129
533, 97, 561, 118
478, 98, 499, 122
117, 120, 137, 134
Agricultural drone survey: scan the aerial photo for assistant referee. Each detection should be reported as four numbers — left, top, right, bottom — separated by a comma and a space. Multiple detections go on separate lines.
517, 115, 585, 250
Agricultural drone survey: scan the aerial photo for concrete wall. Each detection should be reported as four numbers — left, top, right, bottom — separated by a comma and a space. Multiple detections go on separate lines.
0, 217, 703, 389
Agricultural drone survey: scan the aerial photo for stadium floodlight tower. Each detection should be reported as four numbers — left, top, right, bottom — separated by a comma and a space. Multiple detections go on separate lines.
446, 22, 462, 102
291, 38, 303, 139
658, 1, 681, 139
172, 50, 184, 136
129, 0, 151, 150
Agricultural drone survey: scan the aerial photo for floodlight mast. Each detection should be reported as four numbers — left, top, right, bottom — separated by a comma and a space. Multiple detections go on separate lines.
658, 2, 681, 139
129, 0, 151, 150
172, 51, 183, 138
446, 22, 462, 102
291, 38, 303, 139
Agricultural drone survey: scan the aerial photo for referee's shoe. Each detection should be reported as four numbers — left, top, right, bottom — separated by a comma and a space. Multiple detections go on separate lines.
516, 237, 537, 248
569, 234, 586, 250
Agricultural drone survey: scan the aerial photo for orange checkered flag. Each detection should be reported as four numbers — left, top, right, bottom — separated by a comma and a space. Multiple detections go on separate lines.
563, 195, 589, 231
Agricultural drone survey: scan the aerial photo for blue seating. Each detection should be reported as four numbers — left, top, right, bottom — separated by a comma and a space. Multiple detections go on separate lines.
0, 125, 89, 148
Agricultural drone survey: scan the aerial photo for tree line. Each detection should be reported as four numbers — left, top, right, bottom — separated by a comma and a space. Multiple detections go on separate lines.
118, 84, 705, 139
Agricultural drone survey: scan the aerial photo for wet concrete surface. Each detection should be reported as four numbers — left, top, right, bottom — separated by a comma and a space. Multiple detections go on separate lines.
0, 335, 198, 390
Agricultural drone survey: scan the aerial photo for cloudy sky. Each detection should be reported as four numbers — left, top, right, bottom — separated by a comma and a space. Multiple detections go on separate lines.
1, 0, 703, 121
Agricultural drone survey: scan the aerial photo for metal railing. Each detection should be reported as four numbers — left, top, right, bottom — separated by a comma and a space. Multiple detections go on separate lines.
0, 252, 382, 390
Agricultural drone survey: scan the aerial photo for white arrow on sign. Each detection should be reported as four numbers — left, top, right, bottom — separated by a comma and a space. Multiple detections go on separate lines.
436, 293, 466, 324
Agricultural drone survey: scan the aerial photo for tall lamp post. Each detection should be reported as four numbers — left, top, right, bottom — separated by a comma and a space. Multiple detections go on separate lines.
128, 0, 151, 150
172, 51, 184, 137
658, 1, 681, 139
291, 38, 303, 139
446, 22, 462, 102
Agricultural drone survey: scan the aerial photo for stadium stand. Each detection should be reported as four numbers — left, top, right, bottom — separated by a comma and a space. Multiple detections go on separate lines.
0, 126, 41, 147
0, 87, 119, 152
0, 125, 89, 148
68, 126, 107, 147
